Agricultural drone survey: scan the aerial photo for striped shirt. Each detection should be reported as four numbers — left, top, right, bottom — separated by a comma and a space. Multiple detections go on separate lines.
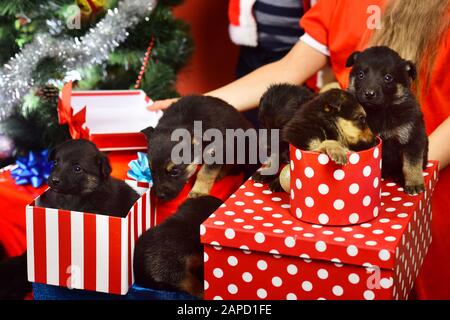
254, 0, 305, 51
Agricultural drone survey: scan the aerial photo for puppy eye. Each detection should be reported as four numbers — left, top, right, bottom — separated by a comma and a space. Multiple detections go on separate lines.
52, 160, 58, 167
169, 167, 181, 177
358, 115, 366, 124
358, 71, 365, 79
73, 165, 82, 173
384, 74, 393, 83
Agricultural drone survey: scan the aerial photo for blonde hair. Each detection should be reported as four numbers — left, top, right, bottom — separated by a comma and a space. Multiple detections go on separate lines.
369, 0, 450, 91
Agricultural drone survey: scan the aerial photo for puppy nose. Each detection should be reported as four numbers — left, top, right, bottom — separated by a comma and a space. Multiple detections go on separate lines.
156, 191, 167, 199
51, 177, 60, 186
364, 90, 376, 99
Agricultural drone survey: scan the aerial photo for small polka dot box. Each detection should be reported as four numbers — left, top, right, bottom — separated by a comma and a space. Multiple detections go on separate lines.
201, 161, 438, 300
25, 181, 154, 295
290, 139, 382, 226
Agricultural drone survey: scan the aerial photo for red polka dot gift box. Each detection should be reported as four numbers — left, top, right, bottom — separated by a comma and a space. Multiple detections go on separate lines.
200, 161, 438, 300
290, 139, 382, 226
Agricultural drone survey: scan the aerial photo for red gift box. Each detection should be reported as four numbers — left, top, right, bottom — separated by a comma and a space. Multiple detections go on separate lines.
25, 182, 152, 295
290, 139, 382, 226
201, 161, 438, 300
58, 82, 162, 151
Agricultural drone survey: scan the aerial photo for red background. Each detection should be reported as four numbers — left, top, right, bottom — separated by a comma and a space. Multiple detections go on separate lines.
173, 0, 239, 95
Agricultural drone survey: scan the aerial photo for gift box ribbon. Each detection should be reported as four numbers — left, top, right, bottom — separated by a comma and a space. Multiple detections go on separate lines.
57, 81, 89, 139
10, 150, 51, 188
127, 152, 152, 183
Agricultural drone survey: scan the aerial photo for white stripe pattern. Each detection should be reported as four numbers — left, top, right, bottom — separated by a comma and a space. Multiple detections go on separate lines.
26, 206, 35, 283
95, 215, 109, 292
70, 211, 84, 290
45, 208, 60, 286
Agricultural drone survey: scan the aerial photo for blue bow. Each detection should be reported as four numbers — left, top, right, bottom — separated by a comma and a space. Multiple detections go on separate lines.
10, 150, 51, 188
127, 152, 152, 183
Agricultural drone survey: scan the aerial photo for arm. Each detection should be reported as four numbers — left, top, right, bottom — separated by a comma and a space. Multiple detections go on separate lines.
149, 41, 328, 111
206, 41, 328, 111
428, 116, 450, 171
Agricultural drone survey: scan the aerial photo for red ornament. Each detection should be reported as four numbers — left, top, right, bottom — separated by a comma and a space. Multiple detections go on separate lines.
135, 37, 155, 89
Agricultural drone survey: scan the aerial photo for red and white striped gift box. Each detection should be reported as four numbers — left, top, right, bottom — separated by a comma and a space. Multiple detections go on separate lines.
26, 182, 153, 295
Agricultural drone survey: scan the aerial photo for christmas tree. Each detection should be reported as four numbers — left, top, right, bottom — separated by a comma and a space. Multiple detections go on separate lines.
0, 0, 192, 165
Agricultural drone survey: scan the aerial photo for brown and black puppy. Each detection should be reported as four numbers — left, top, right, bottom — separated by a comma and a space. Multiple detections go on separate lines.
346, 46, 428, 194
141, 95, 255, 201
40, 139, 140, 217
252, 84, 314, 191
133, 196, 222, 298
283, 89, 376, 163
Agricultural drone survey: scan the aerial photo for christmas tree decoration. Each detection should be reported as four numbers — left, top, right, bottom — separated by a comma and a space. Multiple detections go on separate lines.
0, 134, 14, 160
0, 0, 192, 154
36, 84, 60, 102
10, 149, 51, 188
76, 0, 107, 26
0, 0, 158, 120
135, 36, 155, 89
127, 152, 152, 183
279, 164, 290, 193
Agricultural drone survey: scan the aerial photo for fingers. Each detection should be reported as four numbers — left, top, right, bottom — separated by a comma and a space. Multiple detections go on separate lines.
147, 98, 179, 111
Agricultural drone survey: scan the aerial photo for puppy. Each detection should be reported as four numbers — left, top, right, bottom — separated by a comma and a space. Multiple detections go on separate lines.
0, 252, 30, 300
252, 84, 314, 191
133, 196, 222, 298
0, 140, 141, 299
39, 139, 140, 217
346, 46, 428, 194
283, 89, 376, 163
141, 95, 254, 201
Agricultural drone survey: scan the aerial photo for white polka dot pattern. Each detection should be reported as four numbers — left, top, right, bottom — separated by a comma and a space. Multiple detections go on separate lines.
289, 142, 382, 226
200, 160, 438, 300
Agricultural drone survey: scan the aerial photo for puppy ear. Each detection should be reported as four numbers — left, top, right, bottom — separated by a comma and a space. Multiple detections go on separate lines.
48, 145, 60, 161
403, 60, 417, 80
324, 103, 341, 114
97, 152, 112, 179
141, 126, 155, 140
345, 51, 361, 68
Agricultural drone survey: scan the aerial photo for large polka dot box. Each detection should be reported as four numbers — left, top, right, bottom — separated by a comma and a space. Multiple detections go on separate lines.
289, 138, 382, 226
200, 161, 438, 300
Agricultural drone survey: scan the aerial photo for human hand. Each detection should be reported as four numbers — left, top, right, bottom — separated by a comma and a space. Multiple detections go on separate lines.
146, 98, 179, 111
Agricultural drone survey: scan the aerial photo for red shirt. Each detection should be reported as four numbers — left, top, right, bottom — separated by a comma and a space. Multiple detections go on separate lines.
300, 0, 450, 299
300, 0, 450, 135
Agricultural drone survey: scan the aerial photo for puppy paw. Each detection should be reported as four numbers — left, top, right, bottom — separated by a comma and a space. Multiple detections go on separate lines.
315, 147, 348, 165
404, 184, 425, 195
313, 141, 348, 165
188, 190, 208, 198
269, 178, 283, 192
252, 171, 274, 183
328, 148, 348, 165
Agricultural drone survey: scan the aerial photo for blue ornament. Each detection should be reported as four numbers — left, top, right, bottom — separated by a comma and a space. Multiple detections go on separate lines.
127, 152, 152, 183
10, 150, 51, 188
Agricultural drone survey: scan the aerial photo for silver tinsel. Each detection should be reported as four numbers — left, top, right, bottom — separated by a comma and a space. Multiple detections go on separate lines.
0, 0, 158, 121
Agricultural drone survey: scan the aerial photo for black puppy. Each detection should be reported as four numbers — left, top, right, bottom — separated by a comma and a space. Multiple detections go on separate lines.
141, 95, 254, 201
133, 196, 222, 298
0, 252, 30, 300
39, 139, 140, 217
252, 84, 314, 191
283, 89, 376, 162
346, 46, 428, 194
0, 140, 141, 299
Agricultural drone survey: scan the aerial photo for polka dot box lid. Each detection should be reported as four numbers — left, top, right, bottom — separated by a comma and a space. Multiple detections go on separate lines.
201, 161, 438, 270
